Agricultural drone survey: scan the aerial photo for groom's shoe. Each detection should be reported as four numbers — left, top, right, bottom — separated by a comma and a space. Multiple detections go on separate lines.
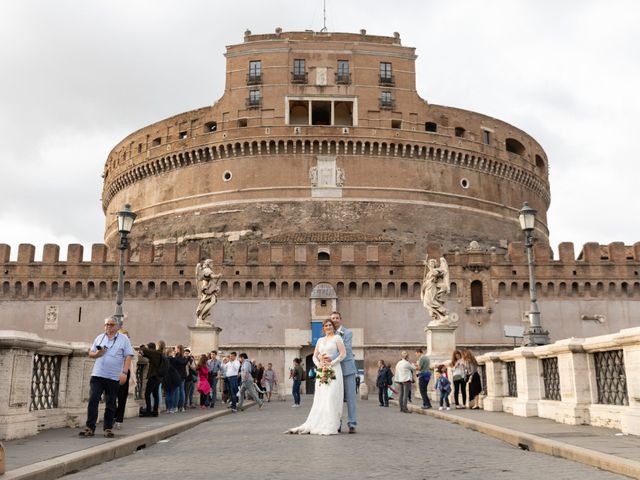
348, 426, 356, 434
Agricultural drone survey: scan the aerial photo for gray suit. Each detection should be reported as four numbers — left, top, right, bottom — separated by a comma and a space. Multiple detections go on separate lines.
337, 326, 357, 427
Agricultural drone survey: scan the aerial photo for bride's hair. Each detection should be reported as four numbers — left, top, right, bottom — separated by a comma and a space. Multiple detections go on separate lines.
323, 318, 337, 331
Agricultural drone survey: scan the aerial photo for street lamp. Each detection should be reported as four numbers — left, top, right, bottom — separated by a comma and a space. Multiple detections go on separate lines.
518, 202, 550, 346
114, 204, 136, 327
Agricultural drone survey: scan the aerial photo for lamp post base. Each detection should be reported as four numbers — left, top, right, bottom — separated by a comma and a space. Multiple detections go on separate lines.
522, 326, 550, 346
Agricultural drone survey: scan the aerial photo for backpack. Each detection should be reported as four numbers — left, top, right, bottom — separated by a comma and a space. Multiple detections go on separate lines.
158, 355, 170, 379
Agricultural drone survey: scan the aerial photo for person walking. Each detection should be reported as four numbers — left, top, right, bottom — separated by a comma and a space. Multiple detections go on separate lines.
376, 360, 393, 407
261, 363, 278, 402
78, 316, 135, 438
238, 353, 264, 410
290, 358, 304, 407
226, 352, 241, 412
394, 351, 415, 414
451, 349, 467, 408
138, 342, 162, 417
415, 348, 432, 410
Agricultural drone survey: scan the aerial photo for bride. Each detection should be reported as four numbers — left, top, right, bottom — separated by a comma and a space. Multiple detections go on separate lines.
287, 318, 346, 435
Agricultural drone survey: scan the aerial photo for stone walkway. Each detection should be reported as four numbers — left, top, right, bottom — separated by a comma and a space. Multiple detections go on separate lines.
59, 399, 628, 480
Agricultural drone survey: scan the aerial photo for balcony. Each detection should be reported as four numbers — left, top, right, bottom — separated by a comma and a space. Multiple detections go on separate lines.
379, 98, 395, 110
246, 73, 262, 85
245, 97, 262, 109
291, 72, 308, 84
379, 74, 395, 86
335, 72, 351, 85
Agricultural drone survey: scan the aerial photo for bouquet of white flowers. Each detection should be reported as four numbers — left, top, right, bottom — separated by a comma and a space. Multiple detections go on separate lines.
316, 365, 336, 386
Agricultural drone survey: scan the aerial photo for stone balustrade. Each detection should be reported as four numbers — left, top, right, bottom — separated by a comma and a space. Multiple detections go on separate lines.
477, 327, 640, 435
0, 330, 145, 440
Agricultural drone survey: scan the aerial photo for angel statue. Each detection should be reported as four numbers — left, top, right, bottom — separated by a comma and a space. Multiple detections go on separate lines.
195, 259, 222, 327
420, 255, 452, 326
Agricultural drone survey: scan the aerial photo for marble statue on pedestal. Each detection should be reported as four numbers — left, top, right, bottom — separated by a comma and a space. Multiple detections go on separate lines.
420, 255, 452, 326
195, 259, 221, 327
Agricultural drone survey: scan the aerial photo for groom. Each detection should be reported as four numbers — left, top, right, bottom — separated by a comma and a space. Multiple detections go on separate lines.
330, 311, 357, 433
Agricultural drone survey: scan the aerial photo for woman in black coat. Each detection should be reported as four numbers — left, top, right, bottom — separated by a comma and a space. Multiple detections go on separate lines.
376, 360, 393, 407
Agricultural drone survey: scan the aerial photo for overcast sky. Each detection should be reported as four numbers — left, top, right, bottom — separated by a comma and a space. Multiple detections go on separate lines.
1, 0, 638, 260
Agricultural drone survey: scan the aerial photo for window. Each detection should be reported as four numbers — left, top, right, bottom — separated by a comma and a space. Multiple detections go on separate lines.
471, 280, 484, 307
482, 130, 491, 145
248, 60, 262, 84
379, 62, 393, 84
455, 127, 465, 138
246, 89, 261, 108
204, 121, 217, 132
151, 137, 161, 147
391, 119, 401, 129
380, 91, 393, 109
425, 122, 437, 132
318, 251, 330, 261
179, 131, 188, 140
292, 59, 306, 83
505, 138, 526, 155
337, 60, 350, 84
237, 118, 247, 127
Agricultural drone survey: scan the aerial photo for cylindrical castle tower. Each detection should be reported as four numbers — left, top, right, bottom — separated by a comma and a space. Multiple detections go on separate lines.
102, 30, 550, 252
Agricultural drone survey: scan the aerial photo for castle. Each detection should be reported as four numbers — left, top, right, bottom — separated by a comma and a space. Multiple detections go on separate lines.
2, 30, 638, 383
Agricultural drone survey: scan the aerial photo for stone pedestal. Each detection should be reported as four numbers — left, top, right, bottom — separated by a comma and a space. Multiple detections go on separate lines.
188, 325, 222, 356
425, 324, 457, 366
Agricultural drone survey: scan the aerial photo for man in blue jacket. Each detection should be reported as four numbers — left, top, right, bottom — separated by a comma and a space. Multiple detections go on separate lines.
330, 311, 358, 433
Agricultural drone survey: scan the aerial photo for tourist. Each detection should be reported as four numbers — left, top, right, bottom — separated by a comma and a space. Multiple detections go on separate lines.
172, 345, 189, 412
207, 350, 221, 408
184, 348, 197, 408
238, 353, 264, 410
376, 360, 393, 407
394, 351, 415, 414
196, 354, 211, 409
164, 347, 182, 413
138, 341, 162, 417
261, 362, 278, 402
226, 352, 241, 412
451, 349, 467, 408
415, 348, 432, 410
254, 362, 265, 399
435, 364, 451, 410
462, 349, 482, 409
220, 355, 230, 404
78, 316, 135, 438
113, 328, 132, 429
290, 357, 304, 407
156, 339, 166, 409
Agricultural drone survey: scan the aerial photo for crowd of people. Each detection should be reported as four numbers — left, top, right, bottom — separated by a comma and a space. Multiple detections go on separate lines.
376, 347, 482, 414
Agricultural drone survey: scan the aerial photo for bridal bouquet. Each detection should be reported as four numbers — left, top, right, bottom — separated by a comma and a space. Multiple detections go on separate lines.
316, 365, 336, 386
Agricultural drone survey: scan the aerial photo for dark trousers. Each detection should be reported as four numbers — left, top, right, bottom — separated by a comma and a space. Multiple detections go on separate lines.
292, 379, 301, 405
208, 376, 218, 406
145, 376, 160, 413
418, 376, 432, 408
440, 390, 451, 408
114, 372, 130, 422
399, 381, 411, 412
378, 386, 389, 406
86, 376, 119, 431
228, 376, 239, 409
454, 378, 467, 406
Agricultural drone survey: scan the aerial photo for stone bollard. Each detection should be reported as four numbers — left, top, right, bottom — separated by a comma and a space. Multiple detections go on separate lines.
359, 382, 369, 400
0, 442, 5, 474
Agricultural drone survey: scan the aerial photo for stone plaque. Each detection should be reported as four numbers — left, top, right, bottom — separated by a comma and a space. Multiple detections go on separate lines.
44, 305, 59, 330
316, 67, 327, 86
9, 354, 32, 407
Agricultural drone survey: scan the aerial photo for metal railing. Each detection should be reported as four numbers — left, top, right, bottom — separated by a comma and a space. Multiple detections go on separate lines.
291, 72, 308, 84
246, 73, 262, 85
594, 350, 628, 406
506, 361, 517, 397
335, 72, 351, 84
245, 98, 262, 109
542, 357, 561, 401
30, 354, 62, 411
379, 74, 395, 86
379, 98, 394, 110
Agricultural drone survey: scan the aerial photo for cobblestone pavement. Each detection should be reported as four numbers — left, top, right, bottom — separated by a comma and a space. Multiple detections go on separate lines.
66, 399, 626, 480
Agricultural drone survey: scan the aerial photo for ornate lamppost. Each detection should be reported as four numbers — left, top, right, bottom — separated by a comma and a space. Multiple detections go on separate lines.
518, 202, 550, 346
114, 204, 136, 327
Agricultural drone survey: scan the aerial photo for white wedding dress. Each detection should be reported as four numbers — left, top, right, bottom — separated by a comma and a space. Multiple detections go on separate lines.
288, 335, 345, 435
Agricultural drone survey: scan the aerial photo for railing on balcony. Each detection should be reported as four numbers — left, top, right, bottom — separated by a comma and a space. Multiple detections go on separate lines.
291, 72, 308, 84
379, 98, 394, 110
542, 357, 561, 401
379, 74, 395, 86
246, 73, 262, 85
335, 72, 351, 85
245, 98, 262, 109
30, 354, 62, 411
594, 349, 628, 406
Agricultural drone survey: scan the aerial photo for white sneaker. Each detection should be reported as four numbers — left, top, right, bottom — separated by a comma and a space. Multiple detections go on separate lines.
446, 407, 451, 411
438, 407, 444, 411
